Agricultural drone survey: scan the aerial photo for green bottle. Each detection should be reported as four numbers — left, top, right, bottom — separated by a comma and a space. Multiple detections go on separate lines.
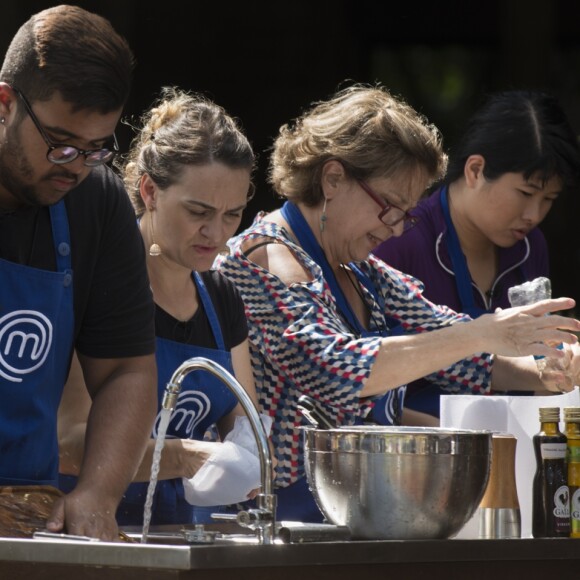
564, 407, 580, 538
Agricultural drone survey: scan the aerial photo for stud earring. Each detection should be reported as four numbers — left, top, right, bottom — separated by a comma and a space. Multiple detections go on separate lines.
0, 118, 5, 124
148, 207, 161, 257
320, 197, 328, 233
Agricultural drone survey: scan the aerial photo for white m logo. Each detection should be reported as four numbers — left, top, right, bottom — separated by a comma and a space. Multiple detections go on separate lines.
152, 390, 211, 439
0, 310, 53, 382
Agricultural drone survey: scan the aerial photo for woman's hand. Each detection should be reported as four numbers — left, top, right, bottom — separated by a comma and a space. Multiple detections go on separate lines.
178, 437, 278, 484
564, 341, 580, 391
475, 297, 580, 359
538, 342, 575, 393
178, 439, 220, 479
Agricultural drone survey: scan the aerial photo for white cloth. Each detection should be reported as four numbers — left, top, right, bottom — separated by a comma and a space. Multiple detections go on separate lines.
182, 414, 273, 507
225, 414, 273, 454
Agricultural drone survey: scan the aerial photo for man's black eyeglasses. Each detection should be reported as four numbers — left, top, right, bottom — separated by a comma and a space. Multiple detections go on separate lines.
12, 86, 118, 167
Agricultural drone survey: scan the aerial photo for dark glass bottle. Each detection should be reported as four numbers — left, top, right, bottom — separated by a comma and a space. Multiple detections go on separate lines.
564, 407, 580, 538
532, 407, 570, 538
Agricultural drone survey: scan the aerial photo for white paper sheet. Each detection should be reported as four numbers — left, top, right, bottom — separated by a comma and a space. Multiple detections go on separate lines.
441, 387, 580, 538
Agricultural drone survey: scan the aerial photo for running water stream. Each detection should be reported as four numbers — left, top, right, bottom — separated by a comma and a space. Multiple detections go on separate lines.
139, 357, 276, 544
141, 408, 172, 543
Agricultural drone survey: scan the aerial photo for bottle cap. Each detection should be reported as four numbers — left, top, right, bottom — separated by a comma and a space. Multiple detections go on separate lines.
539, 407, 560, 422
563, 407, 580, 423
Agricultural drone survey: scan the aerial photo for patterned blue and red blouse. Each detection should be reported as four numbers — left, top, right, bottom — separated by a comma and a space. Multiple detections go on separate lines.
216, 213, 493, 488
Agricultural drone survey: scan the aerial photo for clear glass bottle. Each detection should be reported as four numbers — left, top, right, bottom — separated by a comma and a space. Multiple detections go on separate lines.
564, 407, 580, 538
532, 407, 570, 538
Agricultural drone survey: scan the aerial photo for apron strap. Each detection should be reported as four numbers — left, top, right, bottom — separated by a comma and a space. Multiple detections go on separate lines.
49, 200, 73, 278
193, 271, 226, 350
440, 187, 484, 318
280, 201, 407, 426
281, 201, 364, 334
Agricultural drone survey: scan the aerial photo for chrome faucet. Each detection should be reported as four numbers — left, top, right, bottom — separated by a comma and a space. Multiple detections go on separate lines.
163, 356, 277, 545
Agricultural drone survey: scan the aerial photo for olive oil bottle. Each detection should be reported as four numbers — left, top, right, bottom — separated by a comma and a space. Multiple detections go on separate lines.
532, 407, 570, 538
564, 407, 580, 538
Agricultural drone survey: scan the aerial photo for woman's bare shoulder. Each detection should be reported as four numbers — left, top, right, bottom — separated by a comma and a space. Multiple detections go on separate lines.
242, 236, 312, 286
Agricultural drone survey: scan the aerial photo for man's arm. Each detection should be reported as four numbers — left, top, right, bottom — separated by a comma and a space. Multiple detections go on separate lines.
49, 352, 157, 540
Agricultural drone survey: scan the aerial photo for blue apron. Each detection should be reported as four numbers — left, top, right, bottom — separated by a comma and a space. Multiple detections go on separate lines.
277, 202, 406, 522
0, 200, 74, 486
118, 272, 238, 526
61, 272, 238, 525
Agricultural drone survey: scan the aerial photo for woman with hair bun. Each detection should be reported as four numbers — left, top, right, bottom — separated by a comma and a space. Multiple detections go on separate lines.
58, 87, 266, 526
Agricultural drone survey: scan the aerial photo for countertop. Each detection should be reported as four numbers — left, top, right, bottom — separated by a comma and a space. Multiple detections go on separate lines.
0, 533, 579, 580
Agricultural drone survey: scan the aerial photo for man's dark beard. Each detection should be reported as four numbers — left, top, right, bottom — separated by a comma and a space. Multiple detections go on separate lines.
0, 126, 39, 208
0, 132, 78, 208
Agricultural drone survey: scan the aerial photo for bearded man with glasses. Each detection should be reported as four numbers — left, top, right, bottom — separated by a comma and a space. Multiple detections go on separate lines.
0, 5, 156, 541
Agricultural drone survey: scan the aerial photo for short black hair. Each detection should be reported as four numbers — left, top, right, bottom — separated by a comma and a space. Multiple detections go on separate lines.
445, 90, 580, 193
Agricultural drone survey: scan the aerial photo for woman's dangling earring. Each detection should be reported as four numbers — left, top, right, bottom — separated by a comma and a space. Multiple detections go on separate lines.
148, 207, 162, 257
149, 240, 162, 257
320, 197, 328, 233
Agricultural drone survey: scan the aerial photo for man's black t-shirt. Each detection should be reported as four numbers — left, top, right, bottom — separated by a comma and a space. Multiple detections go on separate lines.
0, 165, 155, 358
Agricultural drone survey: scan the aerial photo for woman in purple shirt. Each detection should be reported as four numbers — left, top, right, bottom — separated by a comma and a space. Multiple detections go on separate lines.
374, 90, 580, 418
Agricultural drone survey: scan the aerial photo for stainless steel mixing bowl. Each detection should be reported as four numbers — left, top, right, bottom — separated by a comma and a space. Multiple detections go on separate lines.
304, 425, 492, 540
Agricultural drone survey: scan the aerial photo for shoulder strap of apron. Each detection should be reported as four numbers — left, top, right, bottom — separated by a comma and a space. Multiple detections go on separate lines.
280, 201, 365, 334
49, 199, 73, 275
440, 186, 482, 316
193, 271, 226, 350
280, 203, 405, 426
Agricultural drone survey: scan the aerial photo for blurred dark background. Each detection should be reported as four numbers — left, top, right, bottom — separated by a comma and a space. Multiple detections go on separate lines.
2, 0, 580, 305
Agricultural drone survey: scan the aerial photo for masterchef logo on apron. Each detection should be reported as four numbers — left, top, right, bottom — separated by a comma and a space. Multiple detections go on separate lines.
0, 310, 53, 382
152, 390, 211, 439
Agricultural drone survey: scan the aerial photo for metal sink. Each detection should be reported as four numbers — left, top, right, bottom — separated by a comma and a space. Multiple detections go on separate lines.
0, 522, 347, 572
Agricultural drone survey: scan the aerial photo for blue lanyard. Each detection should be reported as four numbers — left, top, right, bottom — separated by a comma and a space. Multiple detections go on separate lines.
280, 201, 395, 335
440, 186, 486, 318
280, 201, 405, 427
281, 201, 366, 333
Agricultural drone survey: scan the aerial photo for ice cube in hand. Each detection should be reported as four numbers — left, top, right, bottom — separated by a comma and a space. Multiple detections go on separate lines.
507, 276, 551, 307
